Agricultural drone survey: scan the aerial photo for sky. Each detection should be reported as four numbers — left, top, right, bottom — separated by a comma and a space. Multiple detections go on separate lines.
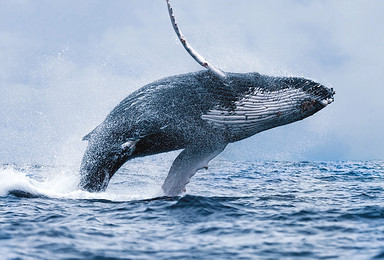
0, 0, 383, 164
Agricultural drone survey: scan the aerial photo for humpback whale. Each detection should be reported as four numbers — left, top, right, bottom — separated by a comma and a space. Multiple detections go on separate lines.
79, 0, 335, 196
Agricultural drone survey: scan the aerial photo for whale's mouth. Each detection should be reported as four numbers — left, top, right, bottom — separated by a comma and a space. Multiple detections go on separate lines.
319, 97, 334, 107
299, 85, 335, 113
307, 84, 335, 109
319, 96, 335, 107
319, 87, 335, 107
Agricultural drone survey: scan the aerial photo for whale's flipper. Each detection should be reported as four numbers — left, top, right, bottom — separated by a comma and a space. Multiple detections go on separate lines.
161, 141, 227, 196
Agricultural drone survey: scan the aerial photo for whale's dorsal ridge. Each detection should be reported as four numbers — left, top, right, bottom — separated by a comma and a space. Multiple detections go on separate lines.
82, 128, 97, 141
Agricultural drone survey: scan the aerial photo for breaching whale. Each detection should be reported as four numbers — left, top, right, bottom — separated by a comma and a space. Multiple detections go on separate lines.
79, 0, 335, 196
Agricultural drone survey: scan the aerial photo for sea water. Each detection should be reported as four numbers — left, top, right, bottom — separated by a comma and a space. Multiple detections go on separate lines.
1, 159, 383, 259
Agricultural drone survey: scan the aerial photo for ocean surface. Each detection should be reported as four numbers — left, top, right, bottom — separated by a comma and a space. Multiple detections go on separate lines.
1, 159, 383, 259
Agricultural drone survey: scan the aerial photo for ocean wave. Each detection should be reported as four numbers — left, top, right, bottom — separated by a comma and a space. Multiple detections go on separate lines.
2, 161, 384, 259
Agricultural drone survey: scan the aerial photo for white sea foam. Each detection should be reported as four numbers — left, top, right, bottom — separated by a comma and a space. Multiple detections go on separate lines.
0, 164, 164, 201
0, 167, 40, 197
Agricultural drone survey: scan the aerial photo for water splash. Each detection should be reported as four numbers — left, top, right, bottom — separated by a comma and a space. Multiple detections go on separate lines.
0, 164, 163, 201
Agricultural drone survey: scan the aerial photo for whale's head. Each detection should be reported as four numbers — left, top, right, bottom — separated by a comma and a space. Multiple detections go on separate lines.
202, 73, 335, 141
257, 75, 335, 132
285, 77, 335, 118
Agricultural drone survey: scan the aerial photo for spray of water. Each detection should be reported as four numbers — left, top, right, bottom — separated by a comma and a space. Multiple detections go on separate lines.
0, 164, 165, 201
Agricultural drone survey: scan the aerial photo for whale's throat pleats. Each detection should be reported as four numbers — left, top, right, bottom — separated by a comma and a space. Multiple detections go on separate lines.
202, 86, 316, 141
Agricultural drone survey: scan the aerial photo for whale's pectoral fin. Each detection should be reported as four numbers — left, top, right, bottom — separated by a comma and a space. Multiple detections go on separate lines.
161, 142, 227, 196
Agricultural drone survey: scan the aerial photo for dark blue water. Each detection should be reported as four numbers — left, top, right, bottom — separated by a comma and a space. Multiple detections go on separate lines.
1, 160, 384, 259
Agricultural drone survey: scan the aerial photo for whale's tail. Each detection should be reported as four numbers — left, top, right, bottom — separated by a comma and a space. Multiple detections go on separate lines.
79, 132, 137, 192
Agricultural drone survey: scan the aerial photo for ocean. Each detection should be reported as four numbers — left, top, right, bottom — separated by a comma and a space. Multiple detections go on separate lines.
1, 159, 383, 259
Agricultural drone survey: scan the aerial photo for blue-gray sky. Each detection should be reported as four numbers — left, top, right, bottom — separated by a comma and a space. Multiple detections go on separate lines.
0, 0, 383, 164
